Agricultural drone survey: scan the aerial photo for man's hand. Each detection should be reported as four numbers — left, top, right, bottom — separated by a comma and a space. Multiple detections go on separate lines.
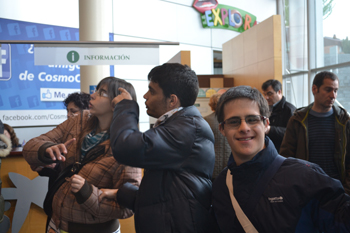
99, 188, 118, 202
70, 174, 85, 193
111, 88, 132, 108
45, 138, 76, 162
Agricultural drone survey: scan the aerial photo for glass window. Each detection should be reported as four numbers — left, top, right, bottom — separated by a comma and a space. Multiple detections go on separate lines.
321, 0, 350, 67
283, 74, 309, 108
213, 50, 222, 74
283, 0, 308, 74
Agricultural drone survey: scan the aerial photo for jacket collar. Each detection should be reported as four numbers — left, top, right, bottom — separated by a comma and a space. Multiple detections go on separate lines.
227, 137, 278, 178
272, 96, 286, 112
294, 103, 349, 123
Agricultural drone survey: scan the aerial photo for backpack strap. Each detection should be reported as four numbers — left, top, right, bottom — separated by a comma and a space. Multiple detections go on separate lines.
226, 155, 286, 232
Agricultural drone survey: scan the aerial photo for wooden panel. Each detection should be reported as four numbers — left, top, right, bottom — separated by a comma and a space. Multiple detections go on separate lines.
210, 78, 224, 88
243, 25, 258, 66
231, 35, 244, 70
180, 51, 191, 67
222, 15, 282, 91
223, 77, 234, 87
222, 40, 233, 74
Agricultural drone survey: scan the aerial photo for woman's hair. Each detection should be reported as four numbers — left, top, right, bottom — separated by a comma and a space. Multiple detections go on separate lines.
77, 77, 136, 150
4, 124, 19, 147
208, 93, 221, 111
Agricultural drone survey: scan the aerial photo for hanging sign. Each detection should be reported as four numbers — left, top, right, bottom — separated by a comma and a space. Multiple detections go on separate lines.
34, 46, 159, 65
193, 0, 257, 33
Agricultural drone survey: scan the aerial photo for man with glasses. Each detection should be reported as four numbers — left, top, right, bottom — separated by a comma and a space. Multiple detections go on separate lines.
262, 79, 296, 152
212, 85, 350, 232
280, 71, 350, 195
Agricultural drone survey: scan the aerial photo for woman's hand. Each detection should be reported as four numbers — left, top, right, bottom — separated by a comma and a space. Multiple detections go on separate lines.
111, 88, 132, 108
99, 188, 118, 202
45, 138, 76, 162
70, 174, 85, 193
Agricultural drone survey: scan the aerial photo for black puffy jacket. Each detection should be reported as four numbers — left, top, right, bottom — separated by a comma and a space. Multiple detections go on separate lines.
111, 100, 217, 233
212, 137, 350, 233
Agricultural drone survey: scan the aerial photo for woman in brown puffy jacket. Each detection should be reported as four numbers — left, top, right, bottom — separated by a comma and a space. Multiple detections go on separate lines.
23, 77, 142, 233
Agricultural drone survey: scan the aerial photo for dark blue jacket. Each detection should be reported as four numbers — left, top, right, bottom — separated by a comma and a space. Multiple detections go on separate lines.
111, 100, 217, 233
212, 137, 350, 233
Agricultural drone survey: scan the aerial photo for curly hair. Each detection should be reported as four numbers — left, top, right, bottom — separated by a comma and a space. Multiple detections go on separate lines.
4, 124, 19, 147
208, 93, 221, 111
63, 92, 91, 110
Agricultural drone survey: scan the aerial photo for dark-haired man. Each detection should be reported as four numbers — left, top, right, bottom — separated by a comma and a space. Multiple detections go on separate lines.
280, 71, 350, 194
110, 63, 217, 233
212, 85, 350, 232
262, 79, 296, 152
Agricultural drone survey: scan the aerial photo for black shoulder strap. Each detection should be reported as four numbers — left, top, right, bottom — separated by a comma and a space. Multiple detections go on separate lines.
244, 155, 286, 219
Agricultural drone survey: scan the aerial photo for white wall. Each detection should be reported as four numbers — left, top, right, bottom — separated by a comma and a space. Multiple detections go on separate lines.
0, 0, 276, 141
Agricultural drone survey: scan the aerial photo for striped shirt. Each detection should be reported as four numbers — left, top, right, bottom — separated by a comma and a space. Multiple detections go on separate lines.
308, 108, 339, 179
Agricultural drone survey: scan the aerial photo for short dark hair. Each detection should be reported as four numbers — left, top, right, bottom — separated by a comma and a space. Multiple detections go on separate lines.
312, 71, 339, 88
148, 63, 199, 107
64, 92, 91, 110
262, 79, 282, 92
216, 86, 270, 125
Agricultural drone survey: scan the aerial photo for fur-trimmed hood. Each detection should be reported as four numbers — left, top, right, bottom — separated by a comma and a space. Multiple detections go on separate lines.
0, 134, 11, 158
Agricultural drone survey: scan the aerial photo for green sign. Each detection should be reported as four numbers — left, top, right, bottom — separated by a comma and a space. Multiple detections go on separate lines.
67, 51, 80, 63
198, 4, 257, 33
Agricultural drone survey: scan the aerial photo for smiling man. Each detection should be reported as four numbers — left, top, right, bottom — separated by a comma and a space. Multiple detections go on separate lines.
280, 71, 350, 194
110, 63, 217, 233
212, 85, 350, 232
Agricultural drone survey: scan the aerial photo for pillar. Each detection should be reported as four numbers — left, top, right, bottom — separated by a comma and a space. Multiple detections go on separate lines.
79, 0, 112, 93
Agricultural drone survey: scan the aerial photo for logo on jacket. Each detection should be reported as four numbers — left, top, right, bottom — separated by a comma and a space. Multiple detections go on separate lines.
268, 196, 283, 203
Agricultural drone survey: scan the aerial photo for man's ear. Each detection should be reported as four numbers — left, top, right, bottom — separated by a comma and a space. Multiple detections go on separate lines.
168, 94, 181, 108
277, 89, 282, 96
219, 123, 226, 137
264, 117, 270, 131
312, 84, 318, 95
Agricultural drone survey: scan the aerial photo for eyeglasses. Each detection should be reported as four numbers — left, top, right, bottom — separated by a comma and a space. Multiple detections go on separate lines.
220, 115, 267, 129
94, 89, 109, 98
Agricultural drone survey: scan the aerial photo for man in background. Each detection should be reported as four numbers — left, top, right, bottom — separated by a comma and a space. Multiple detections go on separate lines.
280, 71, 350, 194
262, 79, 296, 152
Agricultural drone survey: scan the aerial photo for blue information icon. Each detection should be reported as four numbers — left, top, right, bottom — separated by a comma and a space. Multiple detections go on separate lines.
9, 95, 22, 108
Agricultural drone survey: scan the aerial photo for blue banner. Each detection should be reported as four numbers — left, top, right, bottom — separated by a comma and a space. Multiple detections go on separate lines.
0, 18, 80, 126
